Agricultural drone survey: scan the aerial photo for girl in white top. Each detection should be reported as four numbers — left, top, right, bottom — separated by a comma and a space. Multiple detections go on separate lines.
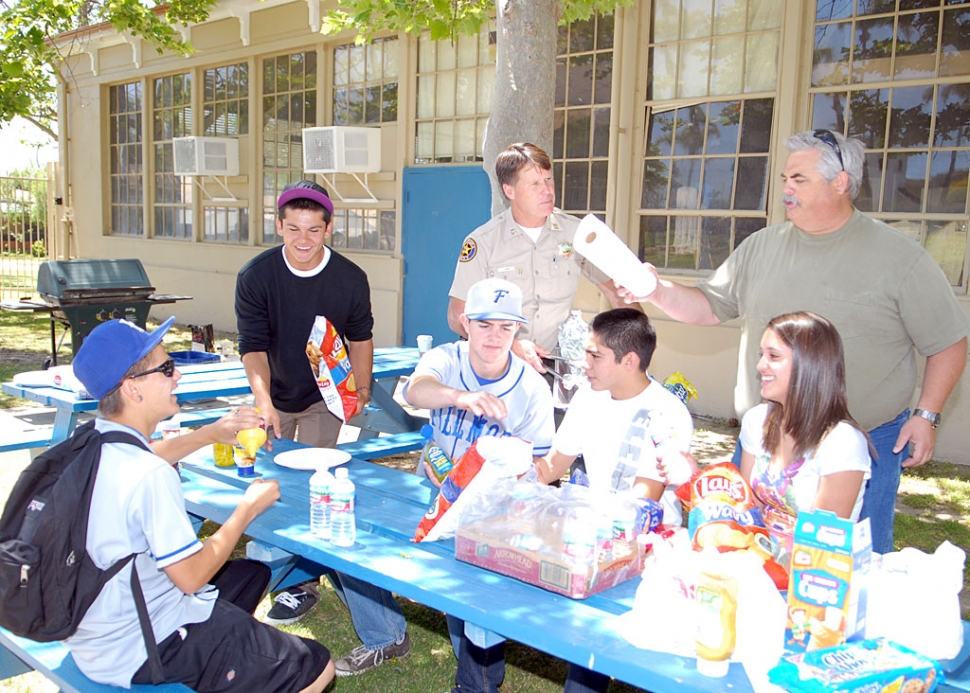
740, 311, 871, 560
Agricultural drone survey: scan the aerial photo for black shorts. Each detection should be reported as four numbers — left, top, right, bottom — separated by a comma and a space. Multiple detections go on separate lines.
132, 561, 330, 692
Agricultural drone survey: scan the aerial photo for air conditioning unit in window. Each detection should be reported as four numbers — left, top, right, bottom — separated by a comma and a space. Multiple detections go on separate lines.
303, 127, 381, 174
173, 137, 240, 176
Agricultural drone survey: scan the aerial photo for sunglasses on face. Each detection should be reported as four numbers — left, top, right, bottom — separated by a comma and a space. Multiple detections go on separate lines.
813, 129, 845, 171
105, 358, 177, 396
129, 358, 177, 380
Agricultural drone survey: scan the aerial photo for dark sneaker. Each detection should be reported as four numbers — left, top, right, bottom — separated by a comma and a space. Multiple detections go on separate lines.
263, 586, 319, 626
334, 632, 411, 677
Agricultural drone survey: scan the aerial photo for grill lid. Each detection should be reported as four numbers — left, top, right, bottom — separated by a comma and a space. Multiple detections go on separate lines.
37, 259, 154, 301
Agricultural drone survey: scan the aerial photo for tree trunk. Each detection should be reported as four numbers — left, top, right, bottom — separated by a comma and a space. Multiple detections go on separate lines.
483, 0, 561, 216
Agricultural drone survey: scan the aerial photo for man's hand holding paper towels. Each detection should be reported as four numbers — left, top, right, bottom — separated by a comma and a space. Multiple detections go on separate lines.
573, 215, 658, 301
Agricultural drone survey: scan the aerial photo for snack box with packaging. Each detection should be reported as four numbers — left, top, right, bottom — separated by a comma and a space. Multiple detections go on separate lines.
454, 480, 648, 599
786, 509, 872, 653
768, 638, 943, 693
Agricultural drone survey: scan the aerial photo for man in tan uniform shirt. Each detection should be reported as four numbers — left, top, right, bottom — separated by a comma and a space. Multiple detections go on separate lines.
448, 142, 634, 374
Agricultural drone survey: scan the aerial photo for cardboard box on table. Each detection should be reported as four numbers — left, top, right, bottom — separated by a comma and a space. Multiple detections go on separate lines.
455, 521, 644, 600
785, 509, 871, 652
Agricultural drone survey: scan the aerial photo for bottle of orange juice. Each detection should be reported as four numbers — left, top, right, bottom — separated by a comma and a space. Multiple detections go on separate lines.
694, 567, 738, 677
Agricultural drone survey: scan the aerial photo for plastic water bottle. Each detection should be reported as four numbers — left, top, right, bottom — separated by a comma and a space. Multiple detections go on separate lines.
330, 467, 357, 547
309, 468, 334, 539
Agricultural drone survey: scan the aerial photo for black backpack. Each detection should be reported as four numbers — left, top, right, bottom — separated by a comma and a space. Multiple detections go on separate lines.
0, 421, 164, 682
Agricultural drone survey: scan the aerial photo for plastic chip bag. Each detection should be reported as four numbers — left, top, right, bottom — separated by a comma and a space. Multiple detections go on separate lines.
414, 437, 534, 543
676, 462, 788, 589
662, 372, 698, 406
306, 316, 358, 423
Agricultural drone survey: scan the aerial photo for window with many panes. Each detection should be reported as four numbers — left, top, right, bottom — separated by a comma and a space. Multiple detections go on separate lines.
204, 207, 249, 243
415, 28, 494, 163
553, 13, 614, 218
153, 73, 193, 239
639, 0, 782, 270
262, 50, 317, 243
108, 82, 144, 236
330, 209, 396, 251
333, 38, 399, 125
812, 0, 970, 289
203, 62, 249, 136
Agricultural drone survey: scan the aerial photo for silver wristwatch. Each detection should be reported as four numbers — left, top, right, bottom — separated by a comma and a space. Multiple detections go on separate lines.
913, 408, 941, 429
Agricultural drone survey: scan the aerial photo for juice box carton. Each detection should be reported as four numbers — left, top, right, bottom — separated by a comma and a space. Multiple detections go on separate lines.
785, 509, 871, 652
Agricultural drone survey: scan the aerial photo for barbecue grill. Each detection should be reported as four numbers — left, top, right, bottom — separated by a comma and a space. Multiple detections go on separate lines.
1, 258, 191, 367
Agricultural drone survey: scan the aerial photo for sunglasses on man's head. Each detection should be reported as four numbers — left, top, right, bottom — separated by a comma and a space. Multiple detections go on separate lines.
813, 129, 845, 171
105, 358, 177, 396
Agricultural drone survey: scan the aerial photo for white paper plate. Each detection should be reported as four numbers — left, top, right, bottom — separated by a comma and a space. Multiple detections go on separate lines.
273, 448, 351, 471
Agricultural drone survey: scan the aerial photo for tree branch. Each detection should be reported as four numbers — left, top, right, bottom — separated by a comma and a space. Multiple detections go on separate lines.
22, 114, 57, 140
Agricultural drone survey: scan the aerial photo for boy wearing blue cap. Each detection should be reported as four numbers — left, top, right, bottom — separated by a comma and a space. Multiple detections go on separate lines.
69, 318, 334, 693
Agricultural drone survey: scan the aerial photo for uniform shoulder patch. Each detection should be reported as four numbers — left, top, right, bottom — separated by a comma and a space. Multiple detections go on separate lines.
459, 239, 477, 262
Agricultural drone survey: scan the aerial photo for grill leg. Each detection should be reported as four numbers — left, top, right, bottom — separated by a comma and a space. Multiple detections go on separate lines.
48, 316, 57, 368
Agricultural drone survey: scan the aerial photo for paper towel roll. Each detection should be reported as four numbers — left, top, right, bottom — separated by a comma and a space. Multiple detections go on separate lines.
573, 214, 657, 298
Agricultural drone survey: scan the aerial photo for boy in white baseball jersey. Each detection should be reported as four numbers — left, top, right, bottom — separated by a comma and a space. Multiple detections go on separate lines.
538, 308, 693, 525
321, 282, 554, 680
404, 278, 555, 472
403, 277, 554, 693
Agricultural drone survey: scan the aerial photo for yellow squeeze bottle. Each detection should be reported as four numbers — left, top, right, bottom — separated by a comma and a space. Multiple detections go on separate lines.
694, 568, 738, 677
236, 427, 267, 459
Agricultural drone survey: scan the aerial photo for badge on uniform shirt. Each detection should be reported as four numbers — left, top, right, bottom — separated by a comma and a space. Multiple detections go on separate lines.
558, 241, 574, 258
460, 239, 477, 262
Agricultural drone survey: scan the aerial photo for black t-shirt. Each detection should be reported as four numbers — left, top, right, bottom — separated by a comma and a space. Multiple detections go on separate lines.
235, 246, 373, 413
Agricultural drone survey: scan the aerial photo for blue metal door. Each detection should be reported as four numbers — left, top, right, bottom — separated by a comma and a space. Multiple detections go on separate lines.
401, 166, 491, 348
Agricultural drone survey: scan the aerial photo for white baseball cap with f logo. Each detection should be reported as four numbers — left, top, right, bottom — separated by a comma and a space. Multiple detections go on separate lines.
464, 278, 528, 323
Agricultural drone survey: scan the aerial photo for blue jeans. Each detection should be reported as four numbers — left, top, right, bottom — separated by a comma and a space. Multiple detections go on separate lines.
447, 617, 609, 693
328, 571, 407, 650
860, 410, 909, 555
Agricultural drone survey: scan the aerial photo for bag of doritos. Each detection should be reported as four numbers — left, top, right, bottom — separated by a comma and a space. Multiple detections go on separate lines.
306, 316, 358, 422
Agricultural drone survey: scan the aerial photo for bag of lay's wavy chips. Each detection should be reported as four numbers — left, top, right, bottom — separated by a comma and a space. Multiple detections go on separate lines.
306, 316, 358, 423
676, 462, 788, 588
414, 442, 489, 543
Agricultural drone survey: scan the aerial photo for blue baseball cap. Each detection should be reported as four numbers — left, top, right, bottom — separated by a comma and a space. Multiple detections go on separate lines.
73, 316, 176, 400
464, 278, 528, 323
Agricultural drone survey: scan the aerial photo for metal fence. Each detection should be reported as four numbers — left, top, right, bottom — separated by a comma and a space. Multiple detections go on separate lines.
1, 169, 54, 301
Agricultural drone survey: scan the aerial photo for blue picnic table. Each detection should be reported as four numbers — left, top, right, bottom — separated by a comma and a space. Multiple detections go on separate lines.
0, 347, 423, 446
176, 438, 970, 693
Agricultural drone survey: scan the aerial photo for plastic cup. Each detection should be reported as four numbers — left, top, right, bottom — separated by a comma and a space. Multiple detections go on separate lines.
417, 335, 433, 354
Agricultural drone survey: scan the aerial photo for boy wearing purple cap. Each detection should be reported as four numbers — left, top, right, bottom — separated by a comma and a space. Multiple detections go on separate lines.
235, 179, 378, 625
68, 318, 334, 693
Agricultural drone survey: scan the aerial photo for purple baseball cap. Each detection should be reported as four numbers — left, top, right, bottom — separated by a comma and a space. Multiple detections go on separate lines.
278, 181, 334, 216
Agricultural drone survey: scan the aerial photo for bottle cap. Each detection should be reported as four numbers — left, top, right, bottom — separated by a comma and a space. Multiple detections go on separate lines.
335, 467, 349, 479
696, 656, 729, 678
421, 423, 434, 440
